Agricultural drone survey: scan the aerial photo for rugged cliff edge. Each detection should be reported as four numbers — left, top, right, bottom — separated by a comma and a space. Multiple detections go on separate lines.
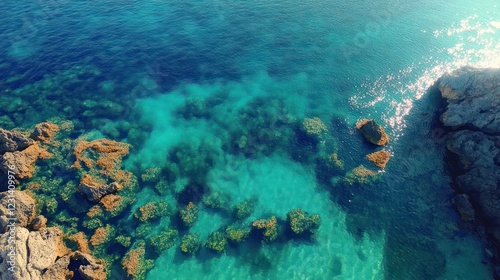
437, 66, 500, 277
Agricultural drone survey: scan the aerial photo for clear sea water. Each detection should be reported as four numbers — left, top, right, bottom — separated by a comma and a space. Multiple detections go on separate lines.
1, 0, 499, 279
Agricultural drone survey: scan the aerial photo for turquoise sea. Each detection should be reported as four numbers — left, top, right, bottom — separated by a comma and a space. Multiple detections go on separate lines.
1, 0, 499, 279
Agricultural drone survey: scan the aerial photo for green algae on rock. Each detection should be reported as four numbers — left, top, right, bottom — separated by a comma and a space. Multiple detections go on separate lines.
180, 233, 201, 255
205, 231, 228, 253
286, 209, 321, 237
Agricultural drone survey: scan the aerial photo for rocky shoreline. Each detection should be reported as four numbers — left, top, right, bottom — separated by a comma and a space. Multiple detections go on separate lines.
437, 66, 500, 278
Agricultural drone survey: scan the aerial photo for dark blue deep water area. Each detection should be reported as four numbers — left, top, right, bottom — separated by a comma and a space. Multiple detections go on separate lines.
0, 0, 499, 279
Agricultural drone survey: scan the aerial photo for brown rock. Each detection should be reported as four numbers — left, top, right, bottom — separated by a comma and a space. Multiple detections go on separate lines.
0, 142, 52, 179
71, 251, 106, 280
0, 191, 36, 233
356, 119, 390, 146
366, 150, 391, 169
0, 128, 34, 154
100, 194, 123, 212
31, 215, 48, 230
90, 225, 112, 246
31, 122, 59, 142
68, 232, 91, 254
27, 227, 69, 271
42, 255, 73, 280
0, 227, 69, 279
79, 180, 123, 202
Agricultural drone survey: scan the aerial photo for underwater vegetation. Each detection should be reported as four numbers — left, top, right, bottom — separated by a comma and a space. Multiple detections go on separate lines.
0, 80, 392, 279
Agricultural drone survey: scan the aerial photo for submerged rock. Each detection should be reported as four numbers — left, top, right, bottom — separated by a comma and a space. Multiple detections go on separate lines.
0, 128, 34, 154
366, 150, 391, 169
355, 119, 390, 146
452, 194, 475, 222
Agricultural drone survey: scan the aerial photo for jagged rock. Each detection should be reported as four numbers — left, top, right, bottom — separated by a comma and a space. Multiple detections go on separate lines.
0, 227, 30, 280
0, 227, 68, 280
0, 191, 36, 234
27, 228, 68, 273
0, 143, 52, 179
438, 67, 500, 277
0, 129, 34, 155
41, 255, 73, 280
30, 122, 59, 142
71, 251, 106, 280
31, 215, 47, 231
78, 181, 122, 202
356, 119, 390, 146
438, 66, 500, 134
452, 194, 475, 221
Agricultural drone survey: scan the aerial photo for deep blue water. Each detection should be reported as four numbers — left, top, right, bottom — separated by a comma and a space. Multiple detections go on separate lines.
1, 0, 499, 279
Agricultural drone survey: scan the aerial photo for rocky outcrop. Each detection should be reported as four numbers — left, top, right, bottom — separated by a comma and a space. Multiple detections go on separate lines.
0, 227, 105, 280
0, 227, 68, 280
0, 143, 52, 179
438, 67, 499, 134
0, 191, 36, 233
0, 129, 33, 155
30, 122, 59, 142
356, 119, 390, 146
79, 181, 123, 202
71, 251, 106, 280
437, 66, 500, 276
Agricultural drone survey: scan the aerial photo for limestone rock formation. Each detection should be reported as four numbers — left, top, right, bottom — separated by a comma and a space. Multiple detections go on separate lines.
437, 66, 500, 276
0, 129, 34, 155
0, 191, 36, 233
79, 181, 123, 202
0, 143, 52, 179
0, 226, 105, 280
30, 122, 59, 142
438, 67, 500, 134
71, 251, 106, 280
0, 227, 68, 280
356, 119, 390, 146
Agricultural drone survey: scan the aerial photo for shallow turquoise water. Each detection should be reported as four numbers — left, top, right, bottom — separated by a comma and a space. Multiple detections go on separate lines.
1, 0, 499, 279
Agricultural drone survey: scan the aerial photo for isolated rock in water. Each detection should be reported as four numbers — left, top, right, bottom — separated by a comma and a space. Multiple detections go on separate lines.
438, 67, 500, 134
0, 128, 34, 154
366, 150, 391, 169
0, 191, 36, 233
0, 143, 52, 179
79, 181, 123, 202
30, 122, 59, 142
356, 119, 390, 146
452, 194, 475, 221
